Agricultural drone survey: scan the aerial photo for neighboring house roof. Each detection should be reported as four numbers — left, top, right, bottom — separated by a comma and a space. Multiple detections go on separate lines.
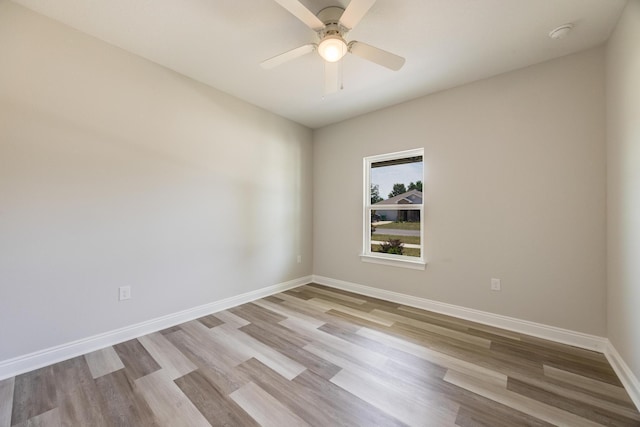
374, 189, 422, 206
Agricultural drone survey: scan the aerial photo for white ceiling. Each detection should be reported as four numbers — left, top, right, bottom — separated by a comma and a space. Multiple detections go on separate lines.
11, 0, 627, 128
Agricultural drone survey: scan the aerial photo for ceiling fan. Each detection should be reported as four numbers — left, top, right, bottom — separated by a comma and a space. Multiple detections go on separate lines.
261, 0, 405, 94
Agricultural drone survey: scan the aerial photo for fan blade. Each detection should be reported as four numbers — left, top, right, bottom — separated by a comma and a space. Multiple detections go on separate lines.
260, 44, 316, 69
272, 0, 325, 31
324, 61, 340, 95
349, 41, 405, 71
339, 0, 376, 30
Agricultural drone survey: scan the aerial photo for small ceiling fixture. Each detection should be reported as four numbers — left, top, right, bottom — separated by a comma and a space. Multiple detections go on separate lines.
549, 24, 573, 40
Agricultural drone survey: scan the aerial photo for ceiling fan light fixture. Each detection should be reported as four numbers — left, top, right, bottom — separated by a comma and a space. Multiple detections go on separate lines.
318, 35, 347, 62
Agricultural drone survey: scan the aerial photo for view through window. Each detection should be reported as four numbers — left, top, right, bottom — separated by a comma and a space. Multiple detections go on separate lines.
363, 149, 424, 266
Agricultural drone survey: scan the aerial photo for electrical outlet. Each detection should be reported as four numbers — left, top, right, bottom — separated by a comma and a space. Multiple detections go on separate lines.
119, 286, 131, 301
491, 278, 501, 291
297, 255, 302, 264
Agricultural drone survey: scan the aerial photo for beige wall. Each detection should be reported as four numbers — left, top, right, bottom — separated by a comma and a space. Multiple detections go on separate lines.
0, 2, 313, 360
606, 0, 640, 380
1, 0, 626, 368
314, 48, 607, 335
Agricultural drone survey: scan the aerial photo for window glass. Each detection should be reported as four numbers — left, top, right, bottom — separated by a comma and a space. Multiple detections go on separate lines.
364, 149, 424, 265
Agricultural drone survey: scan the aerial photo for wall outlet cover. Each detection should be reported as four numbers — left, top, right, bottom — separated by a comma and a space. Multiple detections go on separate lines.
119, 286, 131, 301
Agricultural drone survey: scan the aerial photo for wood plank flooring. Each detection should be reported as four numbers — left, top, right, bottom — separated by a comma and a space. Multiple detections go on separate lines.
2, 283, 639, 426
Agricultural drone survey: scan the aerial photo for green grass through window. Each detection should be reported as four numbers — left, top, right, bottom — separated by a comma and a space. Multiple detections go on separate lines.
371, 234, 420, 245
373, 221, 420, 230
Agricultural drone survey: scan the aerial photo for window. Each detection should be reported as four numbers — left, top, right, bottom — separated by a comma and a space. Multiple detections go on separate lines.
362, 149, 425, 269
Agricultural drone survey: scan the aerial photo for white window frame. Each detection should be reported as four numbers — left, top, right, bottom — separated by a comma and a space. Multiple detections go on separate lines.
361, 148, 426, 270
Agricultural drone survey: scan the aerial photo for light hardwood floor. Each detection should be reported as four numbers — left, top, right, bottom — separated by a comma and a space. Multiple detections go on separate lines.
1, 284, 639, 426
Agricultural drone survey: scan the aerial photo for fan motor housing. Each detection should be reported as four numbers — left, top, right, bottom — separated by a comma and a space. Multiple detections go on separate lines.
317, 6, 346, 37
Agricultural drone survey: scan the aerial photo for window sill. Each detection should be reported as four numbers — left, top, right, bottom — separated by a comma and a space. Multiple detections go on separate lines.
360, 254, 427, 270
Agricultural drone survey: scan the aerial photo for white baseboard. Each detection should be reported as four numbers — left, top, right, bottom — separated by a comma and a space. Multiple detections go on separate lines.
311, 275, 608, 353
0, 275, 312, 381
605, 341, 640, 410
